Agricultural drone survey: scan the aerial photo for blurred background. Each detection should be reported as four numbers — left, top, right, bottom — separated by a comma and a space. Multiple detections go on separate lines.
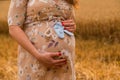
0, 0, 120, 80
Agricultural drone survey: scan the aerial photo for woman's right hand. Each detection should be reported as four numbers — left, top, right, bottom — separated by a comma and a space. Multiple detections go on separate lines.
36, 51, 67, 68
8, 26, 66, 68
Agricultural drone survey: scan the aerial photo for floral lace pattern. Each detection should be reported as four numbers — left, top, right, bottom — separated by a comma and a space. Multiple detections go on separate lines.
8, 0, 76, 80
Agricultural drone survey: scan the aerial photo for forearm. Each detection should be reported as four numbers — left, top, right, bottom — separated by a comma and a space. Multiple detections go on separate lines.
9, 26, 40, 59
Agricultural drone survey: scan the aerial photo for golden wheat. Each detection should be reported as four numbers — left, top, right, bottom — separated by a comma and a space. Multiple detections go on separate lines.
0, 0, 120, 80
0, 35, 120, 80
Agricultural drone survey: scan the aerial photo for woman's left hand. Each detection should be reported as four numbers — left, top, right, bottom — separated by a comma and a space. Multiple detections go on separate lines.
61, 19, 76, 32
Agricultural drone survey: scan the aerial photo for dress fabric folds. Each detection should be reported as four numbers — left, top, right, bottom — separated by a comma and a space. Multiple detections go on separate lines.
8, 0, 76, 80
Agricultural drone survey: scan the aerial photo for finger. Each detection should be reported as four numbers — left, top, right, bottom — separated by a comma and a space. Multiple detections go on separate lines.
65, 25, 76, 29
62, 19, 73, 23
50, 52, 61, 57
64, 27, 76, 31
66, 29, 75, 32
55, 61, 67, 66
64, 26, 74, 29
53, 59, 66, 64
63, 23, 75, 27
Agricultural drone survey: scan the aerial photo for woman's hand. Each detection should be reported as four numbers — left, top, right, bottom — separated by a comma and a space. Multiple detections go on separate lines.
62, 19, 76, 32
36, 51, 67, 68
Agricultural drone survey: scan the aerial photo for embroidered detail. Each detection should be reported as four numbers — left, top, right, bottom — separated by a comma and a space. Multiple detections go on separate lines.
28, 0, 35, 6
47, 40, 59, 48
26, 74, 31, 80
44, 28, 53, 37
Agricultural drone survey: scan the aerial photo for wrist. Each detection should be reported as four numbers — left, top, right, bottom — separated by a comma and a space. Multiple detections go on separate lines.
31, 48, 42, 59
34, 51, 42, 59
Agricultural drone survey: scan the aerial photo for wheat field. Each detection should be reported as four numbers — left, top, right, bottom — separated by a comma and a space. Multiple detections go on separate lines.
0, 0, 120, 80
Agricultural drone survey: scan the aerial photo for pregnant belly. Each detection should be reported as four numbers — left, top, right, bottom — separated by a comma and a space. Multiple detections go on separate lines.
24, 21, 75, 53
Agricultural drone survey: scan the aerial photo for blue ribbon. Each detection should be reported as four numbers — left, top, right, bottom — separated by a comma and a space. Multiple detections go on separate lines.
53, 22, 74, 39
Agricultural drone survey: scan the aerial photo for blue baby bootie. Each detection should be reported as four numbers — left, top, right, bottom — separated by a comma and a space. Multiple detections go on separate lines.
64, 30, 74, 36
53, 22, 74, 39
53, 22, 64, 39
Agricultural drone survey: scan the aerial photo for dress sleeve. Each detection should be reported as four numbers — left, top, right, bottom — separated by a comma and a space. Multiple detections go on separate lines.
8, 0, 28, 29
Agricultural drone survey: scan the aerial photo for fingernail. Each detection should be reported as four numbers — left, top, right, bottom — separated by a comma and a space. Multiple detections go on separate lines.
61, 22, 64, 26
58, 52, 61, 56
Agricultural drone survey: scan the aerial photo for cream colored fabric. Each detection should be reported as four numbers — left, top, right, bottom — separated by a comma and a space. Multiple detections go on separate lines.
8, 0, 76, 80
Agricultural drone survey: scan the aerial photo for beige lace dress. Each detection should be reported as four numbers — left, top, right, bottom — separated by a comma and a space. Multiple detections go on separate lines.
8, 0, 76, 80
